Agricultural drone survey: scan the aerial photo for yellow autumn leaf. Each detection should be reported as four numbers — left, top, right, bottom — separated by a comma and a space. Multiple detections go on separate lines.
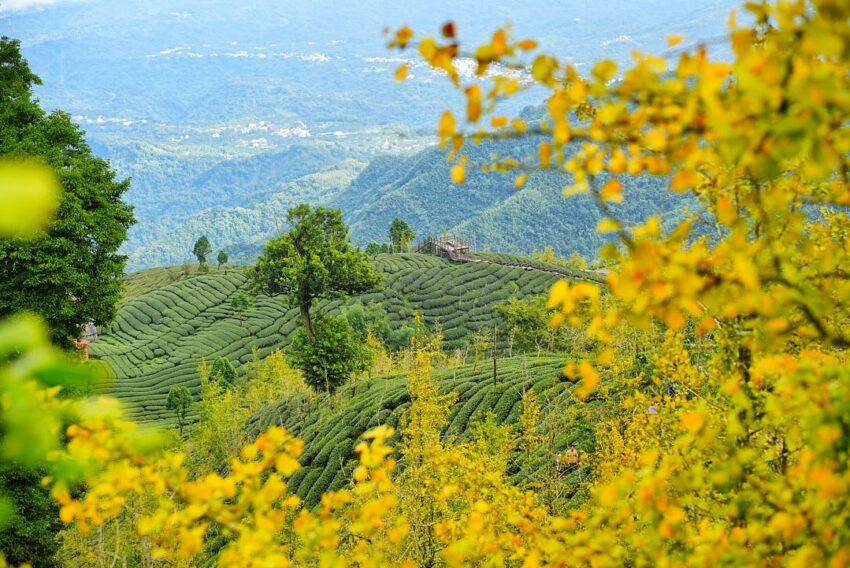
514, 174, 528, 189
451, 164, 466, 184
597, 218, 621, 234
600, 179, 624, 203
394, 64, 409, 81
680, 412, 706, 434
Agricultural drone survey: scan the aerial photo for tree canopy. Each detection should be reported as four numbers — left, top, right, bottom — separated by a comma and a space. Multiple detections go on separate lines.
288, 313, 371, 395
389, 217, 415, 251
246, 204, 381, 340
166, 386, 193, 437
209, 356, 237, 387
0, 37, 134, 347
193, 236, 212, 265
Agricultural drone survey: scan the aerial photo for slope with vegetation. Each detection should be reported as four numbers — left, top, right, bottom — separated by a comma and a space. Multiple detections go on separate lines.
250, 355, 593, 508
90, 254, 567, 421
333, 105, 697, 259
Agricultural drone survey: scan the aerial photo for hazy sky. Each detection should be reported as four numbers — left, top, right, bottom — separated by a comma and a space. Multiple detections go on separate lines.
0, 0, 82, 12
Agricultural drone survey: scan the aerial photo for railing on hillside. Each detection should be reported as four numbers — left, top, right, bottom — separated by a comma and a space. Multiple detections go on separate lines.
413, 235, 474, 262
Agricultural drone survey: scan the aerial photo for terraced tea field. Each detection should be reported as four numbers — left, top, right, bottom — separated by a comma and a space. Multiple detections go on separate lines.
250, 355, 595, 507
92, 254, 570, 422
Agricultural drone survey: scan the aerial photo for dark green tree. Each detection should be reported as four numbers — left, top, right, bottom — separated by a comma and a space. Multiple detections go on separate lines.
344, 301, 409, 349
288, 314, 370, 395
496, 295, 572, 354
364, 242, 388, 255
247, 204, 381, 341
217, 249, 228, 269
166, 386, 193, 437
230, 291, 255, 320
209, 356, 237, 387
193, 236, 212, 266
0, 466, 61, 568
0, 37, 134, 347
389, 217, 415, 252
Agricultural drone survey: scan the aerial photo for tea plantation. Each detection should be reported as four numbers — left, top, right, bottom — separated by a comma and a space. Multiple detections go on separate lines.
250, 355, 596, 507
91, 254, 576, 422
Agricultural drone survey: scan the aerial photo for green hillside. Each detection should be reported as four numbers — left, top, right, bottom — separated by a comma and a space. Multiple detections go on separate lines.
250, 355, 595, 508
332, 106, 697, 258
91, 254, 574, 422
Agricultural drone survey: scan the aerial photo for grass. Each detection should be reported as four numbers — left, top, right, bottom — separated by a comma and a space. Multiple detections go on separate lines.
91, 254, 569, 422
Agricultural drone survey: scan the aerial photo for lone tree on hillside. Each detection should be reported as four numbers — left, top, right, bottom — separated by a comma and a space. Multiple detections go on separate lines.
231, 291, 255, 320
193, 236, 212, 266
0, 38, 135, 347
217, 249, 229, 269
247, 204, 381, 341
289, 313, 371, 395
166, 386, 193, 437
389, 217, 415, 252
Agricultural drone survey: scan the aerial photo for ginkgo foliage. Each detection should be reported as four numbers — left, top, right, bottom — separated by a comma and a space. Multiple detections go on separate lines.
386, 0, 850, 564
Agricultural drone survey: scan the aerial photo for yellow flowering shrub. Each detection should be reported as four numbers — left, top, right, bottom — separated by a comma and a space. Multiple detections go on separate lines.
384, 0, 850, 564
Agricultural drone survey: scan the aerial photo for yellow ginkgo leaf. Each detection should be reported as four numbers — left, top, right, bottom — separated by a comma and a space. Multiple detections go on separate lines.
514, 174, 528, 189
451, 164, 466, 185
597, 218, 621, 234
600, 179, 624, 203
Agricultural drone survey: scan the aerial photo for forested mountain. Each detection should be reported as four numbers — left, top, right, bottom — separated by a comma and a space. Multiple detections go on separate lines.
333, 108, 697, 257
118, 145, 365, 267
137, 129, 698, 266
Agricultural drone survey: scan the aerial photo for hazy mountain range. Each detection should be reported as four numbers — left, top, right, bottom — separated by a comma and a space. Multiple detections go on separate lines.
3, 0, 740, 269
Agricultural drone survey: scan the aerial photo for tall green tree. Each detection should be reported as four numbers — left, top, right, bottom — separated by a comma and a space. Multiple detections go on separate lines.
166, 386, 193, 437
217, 249, 228, 269
230, 291, 255, 320
389, 218, 415, 252
0, 37, 134, 347
288, 313, 370, 395
193, 236, 212, 266
0, 466, 61, 568
209, 356, 237, 387
247, 204, 381, 341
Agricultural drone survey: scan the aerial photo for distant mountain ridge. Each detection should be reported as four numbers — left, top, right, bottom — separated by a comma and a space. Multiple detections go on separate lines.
331, 106, 695, 259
